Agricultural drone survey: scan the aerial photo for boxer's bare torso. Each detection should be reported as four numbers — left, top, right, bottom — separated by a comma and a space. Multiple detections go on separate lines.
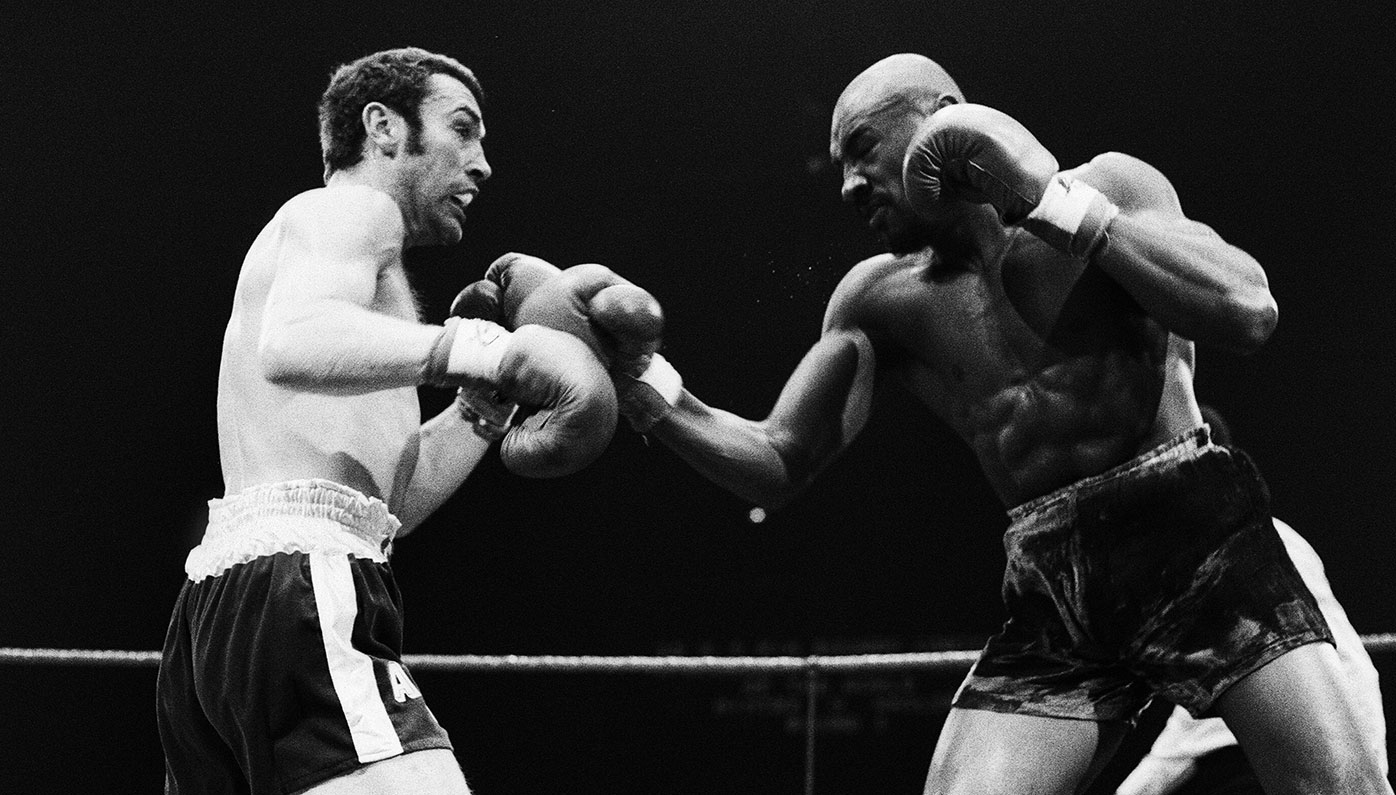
830, 225, 1199, 507
217, 186, 423, 512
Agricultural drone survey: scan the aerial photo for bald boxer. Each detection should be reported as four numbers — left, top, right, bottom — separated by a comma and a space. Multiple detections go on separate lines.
616, 54, 1391, 794
157, 48, 612, 795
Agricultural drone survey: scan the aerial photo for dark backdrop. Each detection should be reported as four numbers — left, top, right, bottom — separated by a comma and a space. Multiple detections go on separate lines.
4, 2, 1393, 792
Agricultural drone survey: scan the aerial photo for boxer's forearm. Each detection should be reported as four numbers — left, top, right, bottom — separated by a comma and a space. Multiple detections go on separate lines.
635, 329, 873, 512
393, 407, 492, 535
648, 393, 806, 510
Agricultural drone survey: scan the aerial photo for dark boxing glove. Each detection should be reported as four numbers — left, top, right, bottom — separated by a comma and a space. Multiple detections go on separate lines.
431, 307, 617, 479
479, 253, 665, 368
469, 252, 682, 432
903, 103, 1119, 259
491, 324, 617, 478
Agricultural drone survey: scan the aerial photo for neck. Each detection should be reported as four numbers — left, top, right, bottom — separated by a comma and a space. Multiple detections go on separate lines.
325, 167, 418, 246
326, 165, 387, 192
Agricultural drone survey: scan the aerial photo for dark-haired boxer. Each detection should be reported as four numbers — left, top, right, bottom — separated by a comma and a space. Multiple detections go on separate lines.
157, 47, 614, 795
614, 54, 1391, 794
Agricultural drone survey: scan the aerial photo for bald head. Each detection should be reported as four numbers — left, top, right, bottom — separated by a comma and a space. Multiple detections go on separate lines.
832, 54, 963, 135
829, 55, 966, 252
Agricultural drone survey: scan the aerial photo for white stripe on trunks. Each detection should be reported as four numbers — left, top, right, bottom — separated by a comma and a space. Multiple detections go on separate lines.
309, 552, 403, 763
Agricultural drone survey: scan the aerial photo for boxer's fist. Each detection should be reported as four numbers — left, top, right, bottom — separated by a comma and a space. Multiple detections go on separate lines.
449, 278, 506, 326
902, 103, 1058, 224
476, 251, 679, 435
493, 324, 618, 478
484, 253, 665, 371
589, 282, 665, 365
440, 287, 618, 477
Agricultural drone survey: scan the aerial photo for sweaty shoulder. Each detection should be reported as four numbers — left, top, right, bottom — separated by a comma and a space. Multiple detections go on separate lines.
278, 184, 406, 244
824, 252, 906, 332
1065, 151, 1184, 217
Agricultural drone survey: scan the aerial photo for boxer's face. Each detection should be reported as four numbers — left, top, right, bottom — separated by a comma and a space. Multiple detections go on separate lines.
392, 74, 491, 247
830, 96, 931, 253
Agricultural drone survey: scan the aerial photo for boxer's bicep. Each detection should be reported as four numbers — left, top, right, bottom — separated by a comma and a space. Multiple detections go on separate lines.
257, 189, 437, 390
267, 189, 402, 319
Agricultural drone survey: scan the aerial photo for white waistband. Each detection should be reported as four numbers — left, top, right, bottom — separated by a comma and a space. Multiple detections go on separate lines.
184, 479, 402, 582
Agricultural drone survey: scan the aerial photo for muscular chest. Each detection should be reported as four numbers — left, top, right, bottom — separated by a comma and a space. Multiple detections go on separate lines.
876, 242, 1167, 421
879, 259, 1040, 397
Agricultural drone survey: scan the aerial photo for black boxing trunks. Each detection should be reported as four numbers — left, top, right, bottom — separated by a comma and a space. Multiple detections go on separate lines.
952, 427, 1333, 723
157, 480, 453, 794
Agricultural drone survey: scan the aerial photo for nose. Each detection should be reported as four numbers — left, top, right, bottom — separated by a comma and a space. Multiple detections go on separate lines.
840, 167, 868, 205
468, 149, 492, 184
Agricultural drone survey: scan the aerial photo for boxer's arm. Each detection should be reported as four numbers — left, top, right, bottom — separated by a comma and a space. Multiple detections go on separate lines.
258, 187, 443, 393
1072, 153, 1277, 354
393, 405, 494, 535
647, 324, 875, 510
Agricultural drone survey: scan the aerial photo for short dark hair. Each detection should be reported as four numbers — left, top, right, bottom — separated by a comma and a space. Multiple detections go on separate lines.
318, 47, 483, 177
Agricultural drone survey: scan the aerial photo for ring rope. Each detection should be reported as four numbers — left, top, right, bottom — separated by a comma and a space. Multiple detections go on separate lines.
4, 633, 1394, 672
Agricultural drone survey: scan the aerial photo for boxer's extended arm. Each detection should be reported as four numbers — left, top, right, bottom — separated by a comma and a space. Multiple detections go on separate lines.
258, 187, 445, 393
645, 325, 875, 511
394, 405, 494, 535
1077, 153, 1277, 354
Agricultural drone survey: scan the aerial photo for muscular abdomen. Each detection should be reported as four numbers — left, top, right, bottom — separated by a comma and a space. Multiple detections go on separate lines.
879, 242, 1172, 507
972, 347, 1165, 504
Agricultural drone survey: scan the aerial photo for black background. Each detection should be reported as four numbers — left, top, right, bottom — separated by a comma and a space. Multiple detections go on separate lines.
3, 2, 1393, 792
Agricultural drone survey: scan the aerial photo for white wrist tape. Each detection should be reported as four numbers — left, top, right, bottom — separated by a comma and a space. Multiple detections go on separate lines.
1024, 176, 1121, 259
636, 352, 683, 406
446, 317, 512, 381
422, 317, 515, 387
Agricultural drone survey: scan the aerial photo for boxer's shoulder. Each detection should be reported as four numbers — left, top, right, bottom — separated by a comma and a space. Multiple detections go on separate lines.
822, 251, 936, 345
277, 185, 405, 239
829, 250, 935, 314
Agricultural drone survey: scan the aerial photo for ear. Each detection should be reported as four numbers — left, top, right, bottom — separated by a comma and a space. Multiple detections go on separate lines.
361, 101, 405, 157
935, 94, 959, 110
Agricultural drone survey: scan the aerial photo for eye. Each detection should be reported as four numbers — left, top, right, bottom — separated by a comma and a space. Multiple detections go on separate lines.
845, 131, 876, 162
852, 135, 876, 160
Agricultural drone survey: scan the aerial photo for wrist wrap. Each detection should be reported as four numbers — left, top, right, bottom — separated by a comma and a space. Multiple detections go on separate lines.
1024, 177, 1121, 260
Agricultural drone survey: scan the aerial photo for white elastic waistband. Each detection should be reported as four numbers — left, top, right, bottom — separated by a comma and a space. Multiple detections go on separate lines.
184, 479, 402, 582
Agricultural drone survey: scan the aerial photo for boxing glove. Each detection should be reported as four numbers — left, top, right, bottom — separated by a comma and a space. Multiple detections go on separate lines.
462, 252, 682, 432
491, 324, 617, 478
425, 314, 617, 478
902, 103, 1118, 259
585, 281, 683, 430
476, 253, 665, 369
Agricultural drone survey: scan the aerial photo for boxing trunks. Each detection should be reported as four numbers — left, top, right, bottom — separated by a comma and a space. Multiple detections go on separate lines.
953, 427, 1333, 722
157, 479, 453, 794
